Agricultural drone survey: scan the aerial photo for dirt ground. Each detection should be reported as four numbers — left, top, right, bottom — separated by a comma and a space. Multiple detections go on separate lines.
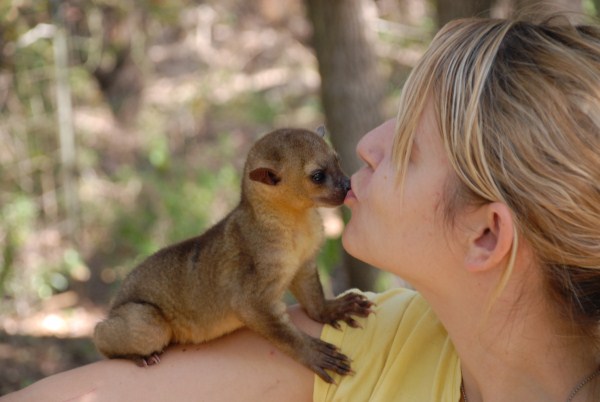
0, 331, 101, 395
0, 290, 104, 395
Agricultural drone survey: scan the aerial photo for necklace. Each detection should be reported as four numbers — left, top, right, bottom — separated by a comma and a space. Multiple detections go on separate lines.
460, 365, 600, 402
565, 366, 600, 402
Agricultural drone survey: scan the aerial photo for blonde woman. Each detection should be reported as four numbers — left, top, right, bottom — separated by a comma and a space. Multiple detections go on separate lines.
4, 14, 600, 402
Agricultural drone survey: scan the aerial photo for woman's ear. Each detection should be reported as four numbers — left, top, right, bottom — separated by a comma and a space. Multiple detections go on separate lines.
464, 202, 514, 273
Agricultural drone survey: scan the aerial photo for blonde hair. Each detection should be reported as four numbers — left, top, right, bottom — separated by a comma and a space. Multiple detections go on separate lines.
393, 16, 600, 336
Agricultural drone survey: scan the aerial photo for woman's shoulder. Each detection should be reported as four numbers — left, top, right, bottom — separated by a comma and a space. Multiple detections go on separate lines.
3, 307, 320, 402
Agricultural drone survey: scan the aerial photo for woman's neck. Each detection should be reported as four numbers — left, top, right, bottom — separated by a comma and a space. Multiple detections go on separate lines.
420, 264, 599, 402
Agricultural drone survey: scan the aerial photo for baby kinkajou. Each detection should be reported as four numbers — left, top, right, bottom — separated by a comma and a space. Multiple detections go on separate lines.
94, 128, 373, 383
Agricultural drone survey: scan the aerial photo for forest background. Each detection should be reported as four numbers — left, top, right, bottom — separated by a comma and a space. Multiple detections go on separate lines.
0, 0, 594, 393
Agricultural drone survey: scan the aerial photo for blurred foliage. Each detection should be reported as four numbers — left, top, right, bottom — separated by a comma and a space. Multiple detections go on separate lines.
1, 0, 592, 319
1, 0, 389, 316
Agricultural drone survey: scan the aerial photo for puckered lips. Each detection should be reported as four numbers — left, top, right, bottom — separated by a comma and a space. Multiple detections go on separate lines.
344, 177, 358, 206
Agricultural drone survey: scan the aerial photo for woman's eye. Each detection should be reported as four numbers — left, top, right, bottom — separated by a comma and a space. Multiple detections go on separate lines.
311, 170, 326, 184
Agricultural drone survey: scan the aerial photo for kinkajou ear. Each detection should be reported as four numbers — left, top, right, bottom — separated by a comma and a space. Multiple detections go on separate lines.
316, 125, 327, 138
249, 167, 281, 186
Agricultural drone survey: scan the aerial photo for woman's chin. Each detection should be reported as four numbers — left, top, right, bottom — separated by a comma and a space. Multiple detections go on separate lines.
341, 226, 361, 259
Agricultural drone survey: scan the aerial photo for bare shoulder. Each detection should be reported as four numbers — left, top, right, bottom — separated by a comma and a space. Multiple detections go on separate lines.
1, 306, 323, 402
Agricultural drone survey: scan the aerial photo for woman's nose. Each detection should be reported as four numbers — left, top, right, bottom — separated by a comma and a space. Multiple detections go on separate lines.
356, 119, 395, 168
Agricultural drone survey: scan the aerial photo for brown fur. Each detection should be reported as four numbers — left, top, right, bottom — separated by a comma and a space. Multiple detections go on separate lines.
93, 128, 373, 383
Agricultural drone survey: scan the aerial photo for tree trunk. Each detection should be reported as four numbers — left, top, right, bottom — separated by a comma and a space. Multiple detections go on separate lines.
513, 0, 582, 13
435, 0, 584, 28
305, 0, 384, 292
52, 1, 80, 245
92, 6, 144, 125
435, 0, 494, 28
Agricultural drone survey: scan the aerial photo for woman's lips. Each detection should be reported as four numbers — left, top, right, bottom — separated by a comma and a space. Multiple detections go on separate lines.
344, 176, 359, 205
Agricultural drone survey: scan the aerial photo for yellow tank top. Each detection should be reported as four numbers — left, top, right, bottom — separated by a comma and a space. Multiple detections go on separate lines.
314, 288, 461, 401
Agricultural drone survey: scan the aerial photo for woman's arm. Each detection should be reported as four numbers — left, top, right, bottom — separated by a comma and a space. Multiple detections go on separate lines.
2, 306, 323, 402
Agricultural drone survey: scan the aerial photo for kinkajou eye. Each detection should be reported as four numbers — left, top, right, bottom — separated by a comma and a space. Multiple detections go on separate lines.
311, 170, 326, 184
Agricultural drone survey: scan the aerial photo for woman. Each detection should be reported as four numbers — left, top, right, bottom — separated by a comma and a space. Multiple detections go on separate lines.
4, 14, 600, 402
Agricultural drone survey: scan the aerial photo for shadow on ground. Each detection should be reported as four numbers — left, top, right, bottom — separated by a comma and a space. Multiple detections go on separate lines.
0, 332, 101, 396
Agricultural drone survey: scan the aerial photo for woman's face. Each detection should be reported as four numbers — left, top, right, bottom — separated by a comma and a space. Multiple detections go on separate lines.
343, 104, 462, 284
